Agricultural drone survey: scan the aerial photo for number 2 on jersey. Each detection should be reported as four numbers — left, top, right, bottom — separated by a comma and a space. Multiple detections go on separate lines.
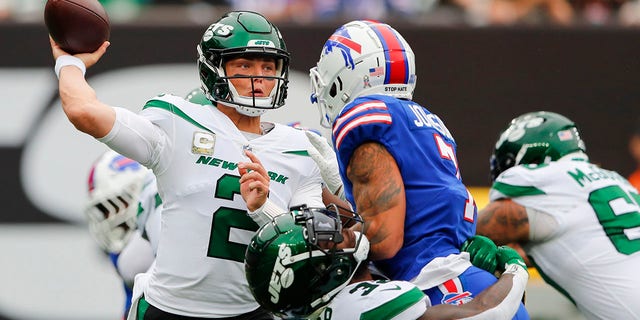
207, 174, 259, 262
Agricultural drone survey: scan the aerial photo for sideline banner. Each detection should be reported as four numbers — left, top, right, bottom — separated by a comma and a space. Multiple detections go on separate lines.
2, 24, 640, 220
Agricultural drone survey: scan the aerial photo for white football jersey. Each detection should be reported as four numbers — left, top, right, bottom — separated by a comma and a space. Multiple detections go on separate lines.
100, 94, 324, 317
315, 280, 427, 320
135, 172, 162, 254
490, 158, 640, 319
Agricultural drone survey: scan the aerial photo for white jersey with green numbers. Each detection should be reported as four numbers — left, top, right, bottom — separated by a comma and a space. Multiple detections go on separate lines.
490, 157, 640, 319
314, 280, 427, 320
99, 94, 324, 317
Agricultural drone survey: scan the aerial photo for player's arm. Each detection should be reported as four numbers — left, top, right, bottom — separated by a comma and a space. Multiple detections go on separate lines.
347, 141, 406, 261
321, 187, 357, 227
420, 268, 527, 320
116, 232, 155, 287
420, 247, 529, 320
50, 37, 115, 138
476, 199, 530, 246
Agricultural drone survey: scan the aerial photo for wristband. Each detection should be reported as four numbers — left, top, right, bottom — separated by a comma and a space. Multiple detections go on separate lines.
502, 263, 529, 280
247, 199, 287, 226
333, 185, 346, 202
55, 55, 86, 79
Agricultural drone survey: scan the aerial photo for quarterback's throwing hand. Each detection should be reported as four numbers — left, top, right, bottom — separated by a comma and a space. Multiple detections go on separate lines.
49, 36, 110, 69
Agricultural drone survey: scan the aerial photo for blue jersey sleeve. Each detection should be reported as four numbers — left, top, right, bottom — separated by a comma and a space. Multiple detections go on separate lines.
332, 97, 394, 156
332, 96, 395, 203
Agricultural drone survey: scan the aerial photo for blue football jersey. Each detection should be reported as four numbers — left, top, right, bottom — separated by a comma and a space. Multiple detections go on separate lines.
332, 94, 477, 281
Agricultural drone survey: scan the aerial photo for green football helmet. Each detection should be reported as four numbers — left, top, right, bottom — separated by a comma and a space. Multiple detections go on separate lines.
185, 87, 213, 106
245, 205, 369, 318
490, 111, 587, 181
197, 11, 289, 117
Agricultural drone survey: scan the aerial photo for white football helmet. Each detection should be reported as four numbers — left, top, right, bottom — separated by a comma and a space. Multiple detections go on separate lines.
310, 20, 417, 128
85, 150, 151, 253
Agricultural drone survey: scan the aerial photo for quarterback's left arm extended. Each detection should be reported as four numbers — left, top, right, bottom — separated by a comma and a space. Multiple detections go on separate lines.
347, 141, 406, 261
476, 199, 530, 246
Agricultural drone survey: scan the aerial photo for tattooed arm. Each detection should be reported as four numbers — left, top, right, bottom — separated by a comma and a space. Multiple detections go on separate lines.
476, 199, 530, 246
347, 142, 406, 261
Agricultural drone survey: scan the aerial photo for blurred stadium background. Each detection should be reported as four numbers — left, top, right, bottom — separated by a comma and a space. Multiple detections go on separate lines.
2, 0, 639, 318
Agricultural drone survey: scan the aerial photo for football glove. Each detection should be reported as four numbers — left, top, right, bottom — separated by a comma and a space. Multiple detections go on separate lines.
461, 235, 498, 274
496, 246, 528, 273
305, 131, 345, 201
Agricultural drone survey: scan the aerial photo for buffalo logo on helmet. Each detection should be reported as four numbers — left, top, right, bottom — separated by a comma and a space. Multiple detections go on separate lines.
109, 155, 141, 172
323, 27, 361, 70
87, 154, 141, 192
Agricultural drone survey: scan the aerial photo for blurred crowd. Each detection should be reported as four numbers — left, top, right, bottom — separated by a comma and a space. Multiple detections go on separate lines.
3, 0, 640, 26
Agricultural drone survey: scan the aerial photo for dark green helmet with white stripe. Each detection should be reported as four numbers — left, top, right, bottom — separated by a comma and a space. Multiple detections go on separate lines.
245, 206, 368, 318
490, 111, 586, 181
197, 11, 289, 116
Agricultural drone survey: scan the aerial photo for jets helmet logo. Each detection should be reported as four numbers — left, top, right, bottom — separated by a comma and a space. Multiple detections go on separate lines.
269, 244, 295, 303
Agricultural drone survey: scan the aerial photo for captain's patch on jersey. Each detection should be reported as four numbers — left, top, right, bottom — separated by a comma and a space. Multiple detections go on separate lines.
192, 131, 215, 155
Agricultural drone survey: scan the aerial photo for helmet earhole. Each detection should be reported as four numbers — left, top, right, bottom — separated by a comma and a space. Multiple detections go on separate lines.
329, 83, 337, 98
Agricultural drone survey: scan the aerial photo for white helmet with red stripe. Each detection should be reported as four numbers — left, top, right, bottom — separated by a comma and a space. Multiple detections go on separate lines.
85, 150, 151, 253
310, 20, 416, 128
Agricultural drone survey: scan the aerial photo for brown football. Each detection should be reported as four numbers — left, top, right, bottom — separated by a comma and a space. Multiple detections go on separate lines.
44, 0, 110, 54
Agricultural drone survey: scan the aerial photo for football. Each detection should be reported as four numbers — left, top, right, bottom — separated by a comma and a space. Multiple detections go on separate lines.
44, 0, 110, 54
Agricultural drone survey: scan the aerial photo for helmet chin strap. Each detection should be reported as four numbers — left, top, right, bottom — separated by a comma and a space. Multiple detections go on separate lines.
218, 99, 267, 117
225, 79, 275, 117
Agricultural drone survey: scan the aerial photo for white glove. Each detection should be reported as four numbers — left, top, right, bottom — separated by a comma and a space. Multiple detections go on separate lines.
305, 131, 345, 201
